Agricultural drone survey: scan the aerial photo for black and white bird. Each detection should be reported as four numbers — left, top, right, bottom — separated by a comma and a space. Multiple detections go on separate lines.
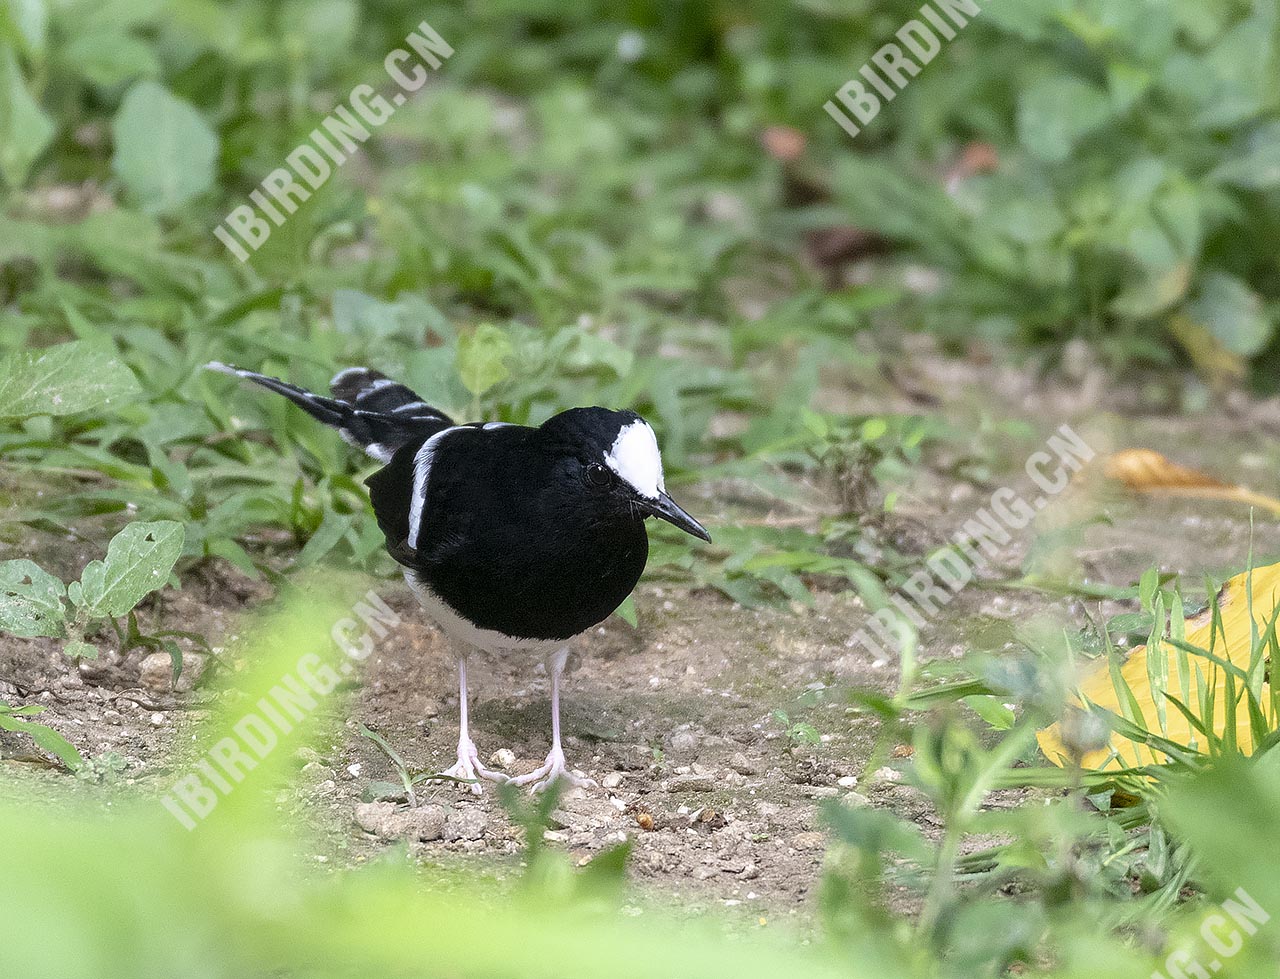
206, 362, 710, 793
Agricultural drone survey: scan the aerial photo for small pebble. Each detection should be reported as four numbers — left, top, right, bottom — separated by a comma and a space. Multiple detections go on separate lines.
139, 651, 205, 694
669, 730, 699, 754
790, 831, 826, 851
489, 747, 516, 770
669, 774, 715, 793
801, 785, 840, 799
444, 806, 488, 842
354, 801, 445, 842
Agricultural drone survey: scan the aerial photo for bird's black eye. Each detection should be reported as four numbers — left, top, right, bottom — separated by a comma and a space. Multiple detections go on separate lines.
584, 463, 612, 488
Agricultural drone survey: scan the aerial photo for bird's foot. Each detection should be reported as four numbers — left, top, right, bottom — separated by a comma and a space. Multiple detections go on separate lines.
429, 738, 509, 796
507, 745, 596, 794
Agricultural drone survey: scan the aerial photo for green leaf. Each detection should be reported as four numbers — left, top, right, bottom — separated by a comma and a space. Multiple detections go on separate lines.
330, 290, 436, 342
1111, 262, 1192, 318
456, 323, 514, 397
563, 331, 634, 377
1162, 756, 1280, 915
111, 81, 218, 213
160, 638, 183, 685
1185, 273, 1273, 357
0, 45, 54, 187
78, 521, 184, 618
0, 559, 66, 638
788, 721, 821, 745
0, 709, 82, 769
2, 703, 44, 716
62, 32, 161, 89
0, 341, 143, 419
963, 695, 1015, 731
799, 408, 828, 440
575, 840, 633, 901
980, 0, 1069, 41
1211, 122, 1280, 190
823, 799, 930, 861
360, 780, 406, 803
1106, 62, 1153, 112
293, 509, 353, 569
613, 594, 638, 628
1017, 75, 1114, 163
281, 0, 359, 66
204, 537, 261, 579
1138, 567, 1160, 612
860, 417, 888, 442
0, 0, 47, 56
63, 639, 99, 660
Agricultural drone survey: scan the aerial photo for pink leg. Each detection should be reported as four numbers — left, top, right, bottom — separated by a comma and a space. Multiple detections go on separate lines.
509, 649, 596, 793
432, 657, 509, 795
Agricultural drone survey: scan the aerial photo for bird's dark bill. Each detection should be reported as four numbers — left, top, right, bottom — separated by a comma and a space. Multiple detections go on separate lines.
645, 492, 711, 542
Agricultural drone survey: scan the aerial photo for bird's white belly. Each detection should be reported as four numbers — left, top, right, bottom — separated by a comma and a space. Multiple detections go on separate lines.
403, 570, 563, 657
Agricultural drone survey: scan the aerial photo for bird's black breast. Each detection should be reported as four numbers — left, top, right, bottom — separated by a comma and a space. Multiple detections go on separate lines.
366, 425, 650, 642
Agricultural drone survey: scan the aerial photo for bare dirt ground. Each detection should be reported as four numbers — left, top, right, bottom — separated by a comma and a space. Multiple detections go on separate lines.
5, 344, 1280, 922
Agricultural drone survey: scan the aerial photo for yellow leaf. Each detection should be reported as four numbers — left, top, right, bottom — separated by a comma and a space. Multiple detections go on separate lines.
1038, 562, 1280, 769
1099, 448, 1280, 516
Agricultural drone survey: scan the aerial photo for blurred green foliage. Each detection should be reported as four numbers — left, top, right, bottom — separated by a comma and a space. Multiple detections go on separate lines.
4, 580, 1280, 977
0, 0, 1276, 375
829, 0, 1280, 381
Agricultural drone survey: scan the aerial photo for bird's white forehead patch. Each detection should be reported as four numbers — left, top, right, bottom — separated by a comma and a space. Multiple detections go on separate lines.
604, 420, 665, 499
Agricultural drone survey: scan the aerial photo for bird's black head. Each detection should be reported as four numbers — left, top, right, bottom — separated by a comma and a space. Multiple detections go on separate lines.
539, 407, 711, 542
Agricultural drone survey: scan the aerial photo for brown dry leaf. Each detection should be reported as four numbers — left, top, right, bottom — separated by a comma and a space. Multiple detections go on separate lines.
943, 141, 999, 193
1100, 448, 1280, 516
1038, 562, 1280, 769
760, 125, 806, 162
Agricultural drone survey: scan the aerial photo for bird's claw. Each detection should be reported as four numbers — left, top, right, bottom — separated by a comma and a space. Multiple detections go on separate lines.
507, 746, 596, 794
428, 738, 510, 796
